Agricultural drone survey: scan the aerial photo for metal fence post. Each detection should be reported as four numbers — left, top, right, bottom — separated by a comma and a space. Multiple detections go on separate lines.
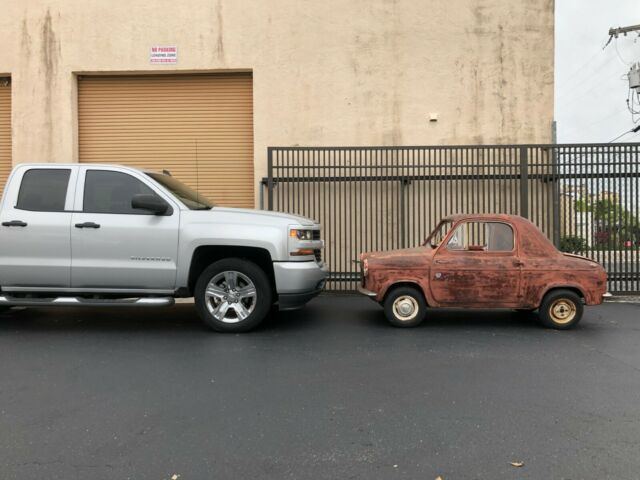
400, 177, 409, 248
551, 147, 561, 247
267, 147, 274, 211
519, 146, 529, 219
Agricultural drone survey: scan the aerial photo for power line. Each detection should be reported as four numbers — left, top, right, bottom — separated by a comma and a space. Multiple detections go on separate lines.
556, 55, 617, 95
608, 125, 640, 143
614, 37, 632, 66
556, 50, 611, 91
560, 107, 629, 136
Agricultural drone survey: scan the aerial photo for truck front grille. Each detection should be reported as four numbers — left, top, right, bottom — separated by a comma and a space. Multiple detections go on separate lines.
313, 229, 322, 263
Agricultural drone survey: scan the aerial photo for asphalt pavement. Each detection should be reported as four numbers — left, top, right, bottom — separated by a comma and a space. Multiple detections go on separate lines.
1, 296, 639, 480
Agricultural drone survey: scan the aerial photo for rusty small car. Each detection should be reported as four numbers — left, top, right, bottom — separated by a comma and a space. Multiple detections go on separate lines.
358, 214, 608, 329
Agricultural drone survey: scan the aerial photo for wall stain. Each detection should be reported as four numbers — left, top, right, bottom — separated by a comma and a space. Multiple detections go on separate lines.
20, 17, 31, 59
497, 24, 506, 138
214, 0, 225, 63
40, 8, 60, 161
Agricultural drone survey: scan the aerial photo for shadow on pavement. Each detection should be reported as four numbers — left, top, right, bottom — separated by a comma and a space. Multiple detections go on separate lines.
0, 294, 591, 334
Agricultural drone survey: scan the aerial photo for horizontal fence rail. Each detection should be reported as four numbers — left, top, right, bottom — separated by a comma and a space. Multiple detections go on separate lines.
266, 144, 640, 294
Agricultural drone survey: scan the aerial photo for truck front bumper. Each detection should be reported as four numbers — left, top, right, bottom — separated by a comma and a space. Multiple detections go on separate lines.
274, 261, 328, 310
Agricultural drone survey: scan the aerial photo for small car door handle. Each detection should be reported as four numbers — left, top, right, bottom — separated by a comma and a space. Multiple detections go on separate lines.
434, 259, 452, 265
75, 222, 101, 229
2, 220, 27, 227
513, 260, 524, 267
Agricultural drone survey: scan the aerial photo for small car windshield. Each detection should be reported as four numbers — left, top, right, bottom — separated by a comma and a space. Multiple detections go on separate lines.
146, 172, 215, 210
423, 220, 454, 249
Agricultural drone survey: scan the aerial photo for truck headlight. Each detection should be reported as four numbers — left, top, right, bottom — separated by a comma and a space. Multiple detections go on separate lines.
289, 228, 313, 241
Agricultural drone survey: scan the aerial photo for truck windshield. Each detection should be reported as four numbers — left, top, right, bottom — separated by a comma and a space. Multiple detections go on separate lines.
146, 173, 215, 210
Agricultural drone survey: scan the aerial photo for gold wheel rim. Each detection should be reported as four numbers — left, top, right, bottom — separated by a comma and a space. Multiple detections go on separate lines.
549, 299, 577, 324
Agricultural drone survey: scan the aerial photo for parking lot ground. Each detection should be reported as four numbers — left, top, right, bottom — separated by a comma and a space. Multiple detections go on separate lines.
1, 295, 639, 480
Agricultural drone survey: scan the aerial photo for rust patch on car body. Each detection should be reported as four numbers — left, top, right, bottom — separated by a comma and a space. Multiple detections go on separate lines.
360, 214, 608, 309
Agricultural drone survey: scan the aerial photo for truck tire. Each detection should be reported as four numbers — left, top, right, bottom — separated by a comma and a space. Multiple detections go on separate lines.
195, 258, 272, 332
383, 286, 427, 328
538, 289, 583, 330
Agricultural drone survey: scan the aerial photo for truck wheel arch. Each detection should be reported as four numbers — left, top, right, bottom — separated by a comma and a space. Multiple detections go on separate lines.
187, 246, 276, 299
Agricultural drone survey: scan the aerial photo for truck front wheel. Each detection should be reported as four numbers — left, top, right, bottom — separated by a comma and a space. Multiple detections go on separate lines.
194, 258, 272, 332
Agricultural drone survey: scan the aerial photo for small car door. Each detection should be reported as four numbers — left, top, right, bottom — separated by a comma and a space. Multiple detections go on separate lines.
429, 221, 521, 305
0, 166, 77, 288
70, 167, 180, 290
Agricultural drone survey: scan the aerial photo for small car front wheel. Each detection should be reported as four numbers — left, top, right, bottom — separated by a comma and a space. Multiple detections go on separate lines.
383, 286, 427, 328
538, 289, 583, 330
194, 258, 272, 333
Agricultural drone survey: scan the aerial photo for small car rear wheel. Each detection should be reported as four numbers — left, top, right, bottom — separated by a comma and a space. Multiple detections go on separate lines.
383, 286, 427, 328
195, 258, 272, 333
538, 289, 583, 330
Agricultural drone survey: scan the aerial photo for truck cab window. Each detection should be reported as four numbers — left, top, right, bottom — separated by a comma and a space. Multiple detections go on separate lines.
16, 169, 70, 212
83, 170, 157, 214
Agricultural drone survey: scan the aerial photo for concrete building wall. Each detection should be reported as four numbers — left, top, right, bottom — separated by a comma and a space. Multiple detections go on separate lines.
0, 0, 554, 202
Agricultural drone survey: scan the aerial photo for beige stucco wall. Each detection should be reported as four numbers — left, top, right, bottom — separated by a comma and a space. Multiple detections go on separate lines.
0, 0, 554, 203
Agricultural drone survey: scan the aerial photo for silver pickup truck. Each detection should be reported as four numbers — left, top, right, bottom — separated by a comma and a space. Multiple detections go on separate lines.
0, 164, 327, 332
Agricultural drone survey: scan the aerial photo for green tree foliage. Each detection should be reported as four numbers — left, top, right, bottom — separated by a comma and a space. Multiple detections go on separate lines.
574, 197, 640, 248
560, 235, 588, 253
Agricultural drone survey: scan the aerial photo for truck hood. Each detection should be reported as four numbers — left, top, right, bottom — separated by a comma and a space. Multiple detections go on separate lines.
208, 207, 317, 226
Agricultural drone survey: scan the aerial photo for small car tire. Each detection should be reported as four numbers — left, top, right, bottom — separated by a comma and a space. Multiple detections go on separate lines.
194, 258, 272, 333
383, 286, 427, 328
538, 289, 583, 330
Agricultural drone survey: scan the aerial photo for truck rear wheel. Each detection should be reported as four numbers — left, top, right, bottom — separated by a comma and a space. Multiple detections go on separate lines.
194, 258, 272, 332
538, 289, 583, 330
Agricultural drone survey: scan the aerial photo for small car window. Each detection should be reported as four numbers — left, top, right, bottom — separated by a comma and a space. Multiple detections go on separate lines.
447, 222, 514, 252
83, 170, 157, 214
425, 220, 454, 248
16, 169, 71, 212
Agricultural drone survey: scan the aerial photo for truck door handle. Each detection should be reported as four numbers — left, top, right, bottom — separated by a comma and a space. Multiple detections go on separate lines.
514, 260, 524, 267
2, 220, 27, 227
434, 259, 452, 265
75, 222, 101, 229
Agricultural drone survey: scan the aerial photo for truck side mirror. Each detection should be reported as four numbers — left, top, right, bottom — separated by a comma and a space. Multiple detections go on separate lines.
131, 194, 171, 215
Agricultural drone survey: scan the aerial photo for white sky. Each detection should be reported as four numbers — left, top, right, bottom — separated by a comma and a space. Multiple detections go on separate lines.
555, 0, 640, 143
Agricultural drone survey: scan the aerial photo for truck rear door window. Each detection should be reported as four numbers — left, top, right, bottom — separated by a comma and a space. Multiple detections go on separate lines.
16, 169, 71, 212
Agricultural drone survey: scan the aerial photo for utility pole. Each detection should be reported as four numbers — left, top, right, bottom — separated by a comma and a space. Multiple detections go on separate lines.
604, 24, 640, 123
604, 24, 640, 48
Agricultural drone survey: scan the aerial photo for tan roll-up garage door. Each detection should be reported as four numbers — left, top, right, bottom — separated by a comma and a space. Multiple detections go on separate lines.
0, 78, 11, 193
78, 73, 254, 208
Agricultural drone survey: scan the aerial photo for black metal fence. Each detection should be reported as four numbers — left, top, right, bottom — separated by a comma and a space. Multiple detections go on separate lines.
266, 144, 640, 294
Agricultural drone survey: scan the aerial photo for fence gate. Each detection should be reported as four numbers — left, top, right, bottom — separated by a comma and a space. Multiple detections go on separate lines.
266, 144, 640, 294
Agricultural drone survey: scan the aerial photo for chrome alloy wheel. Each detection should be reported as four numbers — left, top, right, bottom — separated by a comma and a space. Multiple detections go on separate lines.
392, 295, 419, 321
204, 271, 257, 323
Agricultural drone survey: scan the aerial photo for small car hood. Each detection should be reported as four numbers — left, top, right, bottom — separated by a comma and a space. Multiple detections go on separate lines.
561, 252, 604, 267
362, 246, 432, 266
